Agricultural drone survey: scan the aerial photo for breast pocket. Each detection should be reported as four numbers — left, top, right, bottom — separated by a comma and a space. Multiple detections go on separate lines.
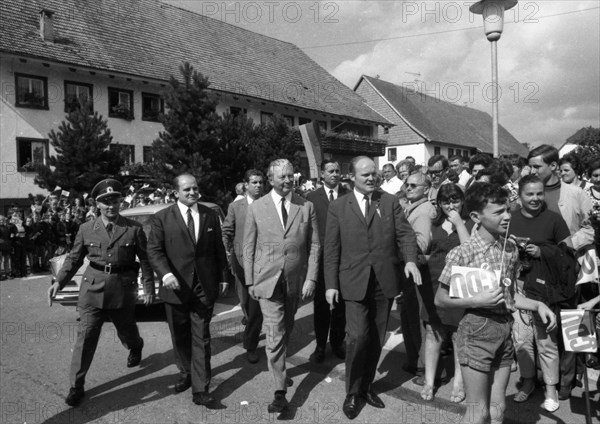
84, 241, 102, 258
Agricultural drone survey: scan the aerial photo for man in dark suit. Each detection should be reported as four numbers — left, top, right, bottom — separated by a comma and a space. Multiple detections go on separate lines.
147, 174, 229, 408
222, 169, 265, 364
324, 156, 421, 420
306, 160, 348, 363
47, 179, 155, 407
244, 158, 320, 413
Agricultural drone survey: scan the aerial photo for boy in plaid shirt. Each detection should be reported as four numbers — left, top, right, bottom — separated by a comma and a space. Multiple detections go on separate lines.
435, 183, 556, 424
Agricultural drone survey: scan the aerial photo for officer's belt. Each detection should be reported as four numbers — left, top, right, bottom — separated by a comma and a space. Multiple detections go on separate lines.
89, 262, 138, 274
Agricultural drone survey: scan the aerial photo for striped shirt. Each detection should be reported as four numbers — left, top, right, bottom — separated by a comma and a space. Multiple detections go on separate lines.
439, 225, 519, 317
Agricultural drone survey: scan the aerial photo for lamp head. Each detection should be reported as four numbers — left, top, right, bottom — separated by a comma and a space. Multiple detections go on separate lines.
470, 0, 518, 41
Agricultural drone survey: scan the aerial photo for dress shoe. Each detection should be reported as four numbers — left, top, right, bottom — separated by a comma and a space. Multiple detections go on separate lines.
65, 387, 85, 407
127, 339, 143, 367
175, 376, 192, 393
402, 364, 425, 376
310, 346, 325, 363
331, 344, 346, 360
342, 394, 360, 420
362, 390, 385, 408
558, 385, 571, 400
193, 392, 216, 408
286, 377, 293, 387
268, 391, 288, 413
246, 350, 259, 364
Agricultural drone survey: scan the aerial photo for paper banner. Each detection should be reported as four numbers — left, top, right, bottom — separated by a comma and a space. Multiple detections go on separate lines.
449, 266, 501, 298
560, 309, 598, 353
576, 249, 599, 285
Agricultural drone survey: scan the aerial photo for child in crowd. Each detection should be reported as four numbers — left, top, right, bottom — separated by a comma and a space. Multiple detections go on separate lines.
435, 182, 556, 424
509, 175, 571, 412
421, 184, 474, 402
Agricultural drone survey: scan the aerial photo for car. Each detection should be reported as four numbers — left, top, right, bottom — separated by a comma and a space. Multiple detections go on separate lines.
52, 202, 225, 307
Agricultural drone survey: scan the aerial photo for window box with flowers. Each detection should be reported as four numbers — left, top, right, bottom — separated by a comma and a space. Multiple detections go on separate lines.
108, 87, 134, 120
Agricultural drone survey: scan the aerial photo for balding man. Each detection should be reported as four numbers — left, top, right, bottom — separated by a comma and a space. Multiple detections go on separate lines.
324, 156, 420, 419
243, 159, 320, 413
380, 163, 403, 195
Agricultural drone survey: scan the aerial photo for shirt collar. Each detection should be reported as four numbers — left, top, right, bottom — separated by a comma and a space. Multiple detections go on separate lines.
246, 194, 255, 205
270, 189, 292, 204
177, 201, 198, 216
353, 188, 371, 202
324, 185, 339, 195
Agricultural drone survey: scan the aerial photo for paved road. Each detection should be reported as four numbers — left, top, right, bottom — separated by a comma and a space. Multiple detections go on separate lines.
1, 275, 598, 423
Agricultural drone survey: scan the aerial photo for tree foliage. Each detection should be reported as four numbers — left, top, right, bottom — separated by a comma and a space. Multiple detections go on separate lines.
146, 62, 301, 200
34, 104, 123, 194
567, 126, 600, 147
151, 62, 222, 194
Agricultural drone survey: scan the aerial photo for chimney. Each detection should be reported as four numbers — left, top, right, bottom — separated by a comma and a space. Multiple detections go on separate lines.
39, 9, 55, 42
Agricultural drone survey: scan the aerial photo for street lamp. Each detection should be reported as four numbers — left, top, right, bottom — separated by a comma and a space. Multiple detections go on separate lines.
469, 0, 517, 158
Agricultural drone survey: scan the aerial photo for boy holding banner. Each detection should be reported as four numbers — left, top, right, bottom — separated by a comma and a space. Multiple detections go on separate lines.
435, 182, 557, 424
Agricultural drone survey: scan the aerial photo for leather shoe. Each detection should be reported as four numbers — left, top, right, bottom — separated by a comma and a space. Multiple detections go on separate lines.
558, 385, 571, 400
310, 346, 325, 363
286, 377, 293, 387
268, 391, 288, 413
331, 344, 346, 360
363, 390, 385, 409
193, 392, 216, 408
246, 350, 259, 364
342, 394, 360, 420
127, 339, 143, 368
175, 376, 191, 393
65, 387, 85, 407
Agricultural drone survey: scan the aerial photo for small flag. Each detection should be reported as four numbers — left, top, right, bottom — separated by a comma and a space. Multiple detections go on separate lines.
560, 310, 597, 353
142, 183, 150, 189
125, 194, 133, 203
149, 194, 155, 200
129, 185, 135, 192
576, 249, 599, 285
82, 193, 88, 200
61, 190, 70, 198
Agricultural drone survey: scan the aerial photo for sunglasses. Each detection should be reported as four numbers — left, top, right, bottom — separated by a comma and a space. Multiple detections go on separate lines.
428, 169, 444, 175
406, 183, 426, 189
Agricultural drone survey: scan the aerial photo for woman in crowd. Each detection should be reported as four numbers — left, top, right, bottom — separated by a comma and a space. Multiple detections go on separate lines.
583, 158, 600, 209
420, 183, 474, 402
559, 153, 589, 190
510, 175, 571, 412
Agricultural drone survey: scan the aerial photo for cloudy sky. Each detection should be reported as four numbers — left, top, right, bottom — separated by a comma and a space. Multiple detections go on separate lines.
169, 1, 600, 147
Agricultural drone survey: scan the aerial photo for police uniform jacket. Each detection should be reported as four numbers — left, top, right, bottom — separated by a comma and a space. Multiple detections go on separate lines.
55, 215, 154, 309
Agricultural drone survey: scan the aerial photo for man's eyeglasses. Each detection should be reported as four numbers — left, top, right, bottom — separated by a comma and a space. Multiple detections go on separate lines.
406, 183, 426, 189
428, 169, 444, 176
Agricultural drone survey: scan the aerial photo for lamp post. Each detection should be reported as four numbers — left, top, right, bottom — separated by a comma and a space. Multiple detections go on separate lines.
469, 0, 517, 158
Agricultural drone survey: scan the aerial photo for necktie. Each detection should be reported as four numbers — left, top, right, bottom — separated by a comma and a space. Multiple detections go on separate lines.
106, 223, 113, 238
329, 189, 334, 202
364, 195, 370, 218
186, 208, 196, 243
281, 197, 288, 228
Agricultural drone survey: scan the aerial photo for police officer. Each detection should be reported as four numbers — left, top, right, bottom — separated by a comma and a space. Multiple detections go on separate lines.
47, 179, 155, 407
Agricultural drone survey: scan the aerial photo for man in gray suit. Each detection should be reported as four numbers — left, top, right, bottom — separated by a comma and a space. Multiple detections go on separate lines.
243, 159, 320, 413
222, 169, 265, 364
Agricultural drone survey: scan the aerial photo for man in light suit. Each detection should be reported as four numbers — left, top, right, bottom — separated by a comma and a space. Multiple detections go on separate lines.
147, 174, 229, 408
243, 158, 320, 413
324, 156, 421, 420
222, 169, 265, 364
305, 160, 348, 363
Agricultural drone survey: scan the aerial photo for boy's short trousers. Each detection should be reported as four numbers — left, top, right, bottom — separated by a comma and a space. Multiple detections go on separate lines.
456, 312, 514, 372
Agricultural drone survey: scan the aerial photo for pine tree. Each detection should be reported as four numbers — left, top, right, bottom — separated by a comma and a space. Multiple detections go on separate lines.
151, 62, 222, 194
34, 103, 123, 194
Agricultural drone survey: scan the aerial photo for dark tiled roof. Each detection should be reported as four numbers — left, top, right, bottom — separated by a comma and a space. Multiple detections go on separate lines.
359, 75, 528, 156
0, 0, 389, 125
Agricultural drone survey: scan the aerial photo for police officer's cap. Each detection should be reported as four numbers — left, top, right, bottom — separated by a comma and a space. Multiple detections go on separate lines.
91, 179, 123, 202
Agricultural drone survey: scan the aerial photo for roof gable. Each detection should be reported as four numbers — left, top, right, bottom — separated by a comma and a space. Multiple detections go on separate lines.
0, 0, 389, 125
358, 75, 527, 156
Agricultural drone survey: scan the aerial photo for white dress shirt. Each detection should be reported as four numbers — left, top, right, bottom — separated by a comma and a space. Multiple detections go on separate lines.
353, 189, 372, 217
381, 175, 403, 195
177, 201, 199, 241
324, 185, 340, 201
246, 195, 255, 205
270, 190, 292, 228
